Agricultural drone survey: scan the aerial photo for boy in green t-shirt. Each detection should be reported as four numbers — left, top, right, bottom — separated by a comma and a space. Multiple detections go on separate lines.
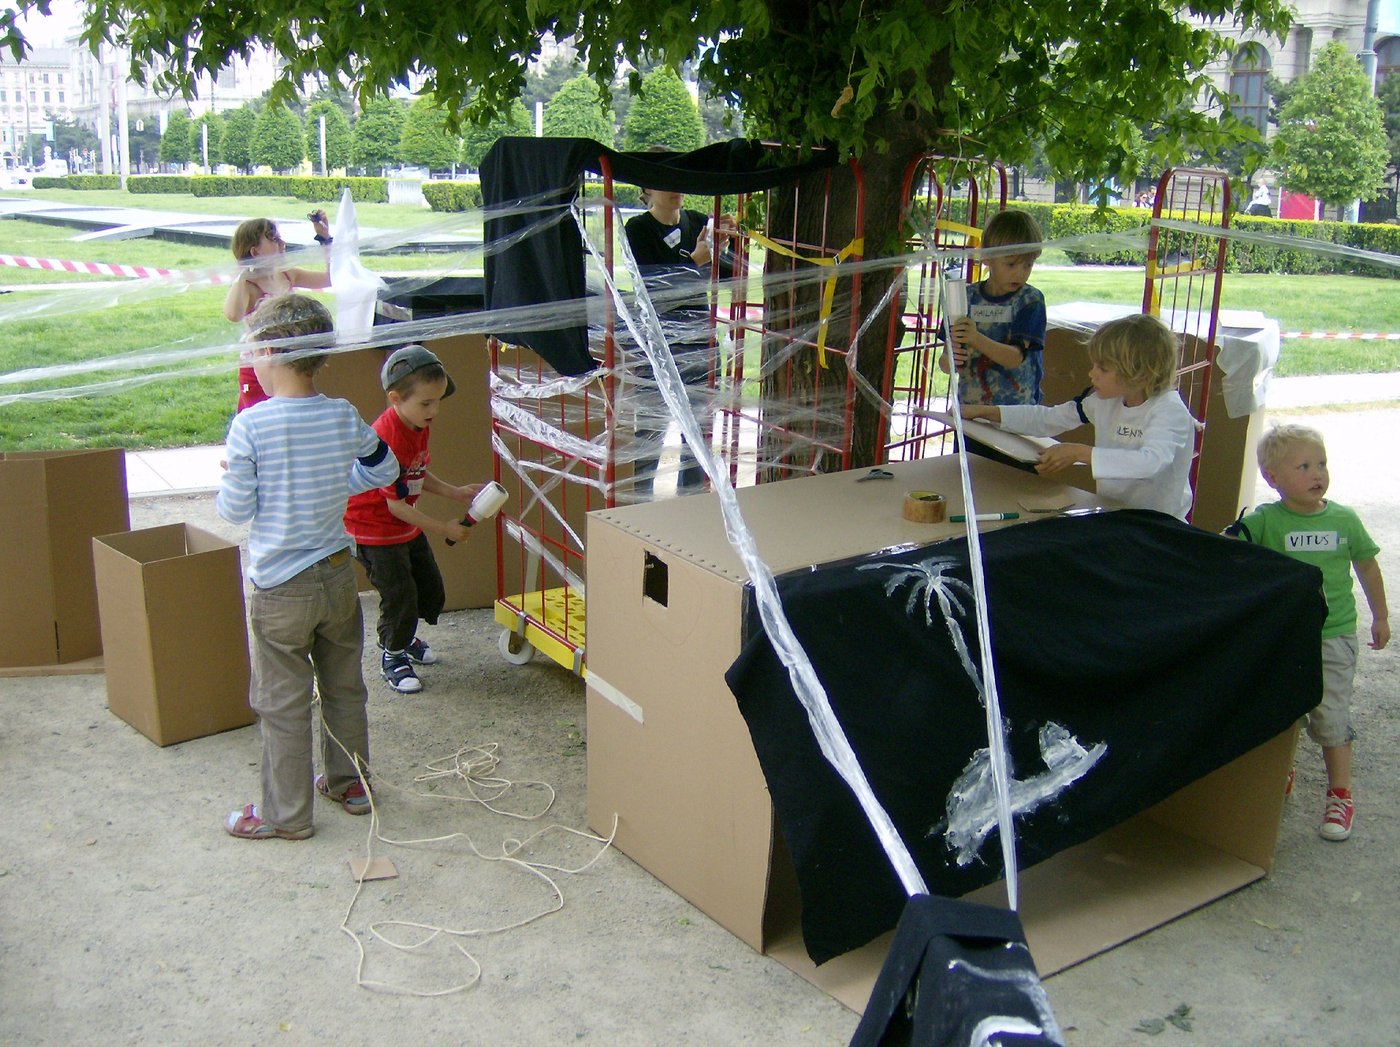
1234, 425, 1389, 841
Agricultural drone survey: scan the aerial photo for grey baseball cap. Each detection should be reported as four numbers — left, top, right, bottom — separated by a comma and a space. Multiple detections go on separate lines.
380, 344, 456, 397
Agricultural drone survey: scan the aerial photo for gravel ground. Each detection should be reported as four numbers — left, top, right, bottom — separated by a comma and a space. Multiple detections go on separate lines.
1, 406, 1395, 1046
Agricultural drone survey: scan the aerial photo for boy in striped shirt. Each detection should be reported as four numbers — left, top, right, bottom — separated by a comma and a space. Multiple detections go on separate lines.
217, 294, 401, 840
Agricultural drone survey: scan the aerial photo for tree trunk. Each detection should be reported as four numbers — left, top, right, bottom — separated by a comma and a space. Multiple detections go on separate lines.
760, 112, 936, 474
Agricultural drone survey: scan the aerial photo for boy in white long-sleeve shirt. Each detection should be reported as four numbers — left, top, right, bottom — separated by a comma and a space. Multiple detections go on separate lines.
961, 313, 1197, 521
217, 294, 400, 840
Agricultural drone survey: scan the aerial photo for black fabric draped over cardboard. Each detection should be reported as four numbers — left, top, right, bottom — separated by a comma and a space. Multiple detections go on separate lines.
724, 510, 1326, 965
480, 137, 839, 376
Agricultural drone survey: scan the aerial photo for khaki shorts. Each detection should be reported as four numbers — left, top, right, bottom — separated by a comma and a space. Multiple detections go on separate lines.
1304, 634, 1358, 749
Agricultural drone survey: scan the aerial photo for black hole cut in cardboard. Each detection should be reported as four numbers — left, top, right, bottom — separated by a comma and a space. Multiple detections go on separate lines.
643, 552, 669, 607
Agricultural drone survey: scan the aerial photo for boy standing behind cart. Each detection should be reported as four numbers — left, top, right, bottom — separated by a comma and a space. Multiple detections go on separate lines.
345, 345, 485, 694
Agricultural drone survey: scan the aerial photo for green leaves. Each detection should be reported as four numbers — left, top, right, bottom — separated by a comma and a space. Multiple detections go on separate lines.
42, 0, 1296, 196
1272, 42, 1389, 206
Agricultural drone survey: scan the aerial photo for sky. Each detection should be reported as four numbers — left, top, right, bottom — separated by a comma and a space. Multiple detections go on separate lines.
10, 0, 84, 48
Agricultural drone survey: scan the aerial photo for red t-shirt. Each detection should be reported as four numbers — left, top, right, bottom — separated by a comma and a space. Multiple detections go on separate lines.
344, 407, 429, 545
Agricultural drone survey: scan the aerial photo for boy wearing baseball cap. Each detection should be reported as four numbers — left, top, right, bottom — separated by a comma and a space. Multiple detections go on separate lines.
345, 345, 486, 693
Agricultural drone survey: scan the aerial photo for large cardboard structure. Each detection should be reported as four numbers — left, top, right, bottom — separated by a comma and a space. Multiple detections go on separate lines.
584, 455, 1296, 1010
0, 449, 130, 672
317, 333, 497, 609
92, 523, 254, 746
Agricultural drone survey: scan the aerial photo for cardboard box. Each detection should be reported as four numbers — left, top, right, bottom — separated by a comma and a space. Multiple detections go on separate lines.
584, 455, 1294, 1010
92, 523, 254, 746
317, 333, 497, 609
1043, 313, 1265, 534
0, 449, 130, 670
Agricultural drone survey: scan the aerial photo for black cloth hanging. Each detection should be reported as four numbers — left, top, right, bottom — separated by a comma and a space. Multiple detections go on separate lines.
724, 509, 1325, 965
850, 894, 1060, 1047
480, 137, 839, 376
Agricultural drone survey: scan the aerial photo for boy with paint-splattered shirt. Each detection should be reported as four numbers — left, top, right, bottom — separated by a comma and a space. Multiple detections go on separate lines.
943, 209, 1047, 406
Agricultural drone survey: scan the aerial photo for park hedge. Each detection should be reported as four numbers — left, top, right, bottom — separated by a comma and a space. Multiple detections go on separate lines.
129, 175, 191, 194
1006, 201, 1400, 276
422, 181, 483, 212
188, 174, 389, 203
32, 173, 120, 190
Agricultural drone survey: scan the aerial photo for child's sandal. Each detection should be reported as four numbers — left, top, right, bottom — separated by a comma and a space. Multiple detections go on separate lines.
224, 803, 313, 840
315, 774, 372, 815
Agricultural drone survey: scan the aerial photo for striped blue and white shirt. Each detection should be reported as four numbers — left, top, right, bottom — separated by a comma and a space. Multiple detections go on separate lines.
217, 394, 400, 589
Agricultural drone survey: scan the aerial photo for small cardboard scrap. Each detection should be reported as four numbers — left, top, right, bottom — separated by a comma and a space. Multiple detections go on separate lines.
349, 856, 399, 882
920, 410, 1057, 465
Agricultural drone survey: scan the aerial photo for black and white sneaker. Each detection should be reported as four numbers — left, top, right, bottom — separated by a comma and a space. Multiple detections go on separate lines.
404, 636, 439, 665
381, 650, 422, 693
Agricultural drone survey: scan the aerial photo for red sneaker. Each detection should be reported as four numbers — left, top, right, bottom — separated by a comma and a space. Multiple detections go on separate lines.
1320, 789, 1353, 841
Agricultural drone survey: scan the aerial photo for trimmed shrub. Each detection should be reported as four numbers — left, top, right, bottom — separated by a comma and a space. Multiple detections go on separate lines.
129, 175, 192, 194
42, 174, 121, 190
422, 181, 482, 212
187, 174, 388, 203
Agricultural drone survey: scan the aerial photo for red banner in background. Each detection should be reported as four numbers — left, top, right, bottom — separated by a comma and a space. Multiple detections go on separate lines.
1279, 190, 1318, 221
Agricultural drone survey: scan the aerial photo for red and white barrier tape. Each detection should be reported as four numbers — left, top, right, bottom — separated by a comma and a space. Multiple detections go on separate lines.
0, 253, 227, 283
1282, 331, 1400, 341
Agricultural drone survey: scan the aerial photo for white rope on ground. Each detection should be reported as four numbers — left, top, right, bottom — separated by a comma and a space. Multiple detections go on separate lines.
317, 701, 617, 998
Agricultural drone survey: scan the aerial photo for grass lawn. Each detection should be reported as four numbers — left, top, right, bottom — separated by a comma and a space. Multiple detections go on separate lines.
1, 190, 1398, 450
1034, 268, 1400, 377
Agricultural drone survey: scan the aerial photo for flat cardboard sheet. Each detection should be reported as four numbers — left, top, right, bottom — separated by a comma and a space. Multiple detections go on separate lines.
919, 409, 1056, 464
0, 449, 129, 669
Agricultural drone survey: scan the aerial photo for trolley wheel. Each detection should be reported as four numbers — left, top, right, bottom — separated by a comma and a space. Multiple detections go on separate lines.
498, 628, 536, 665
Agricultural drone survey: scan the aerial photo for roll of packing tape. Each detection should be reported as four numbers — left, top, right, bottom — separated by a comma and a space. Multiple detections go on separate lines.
902, 490, 947, 523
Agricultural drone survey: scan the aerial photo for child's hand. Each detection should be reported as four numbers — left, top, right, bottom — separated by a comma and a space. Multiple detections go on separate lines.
950, 317, 978, 362
1371, 616, 1390, 650
309, 209, 330, 238
452, 482, 483, 505
444, 519, 472, 544
1035, 442, 1090, 475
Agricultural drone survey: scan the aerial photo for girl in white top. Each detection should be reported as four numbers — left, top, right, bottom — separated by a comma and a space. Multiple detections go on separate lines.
961, 313, 1198, 521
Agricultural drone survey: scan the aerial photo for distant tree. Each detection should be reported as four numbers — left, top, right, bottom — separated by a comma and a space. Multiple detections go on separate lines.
50, 116, 97, 159
304, 83, 358, 121
351, 95, 406, 173
1272, 42, 1388, 208
399, 95, 462, 171
188, 111, 223, 169
696, 75, 743, 143
304, 99, 352, 173
524, 49, 585, 110
621, 67, 704, 151
608, 55, 663, 130
543, 74, 615, 145
127, 117, 161, 171
221, 107, 256, 172
158, 109, 194, 167
460, 98, 532, 169
252, 103, 305, 172
1380, 73, 1400, 201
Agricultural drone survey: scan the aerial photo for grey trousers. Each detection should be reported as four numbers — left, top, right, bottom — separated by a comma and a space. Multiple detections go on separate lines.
247, 551, 369, 832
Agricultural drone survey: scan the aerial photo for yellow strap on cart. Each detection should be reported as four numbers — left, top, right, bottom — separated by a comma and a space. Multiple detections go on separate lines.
746, 231, 864, 368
